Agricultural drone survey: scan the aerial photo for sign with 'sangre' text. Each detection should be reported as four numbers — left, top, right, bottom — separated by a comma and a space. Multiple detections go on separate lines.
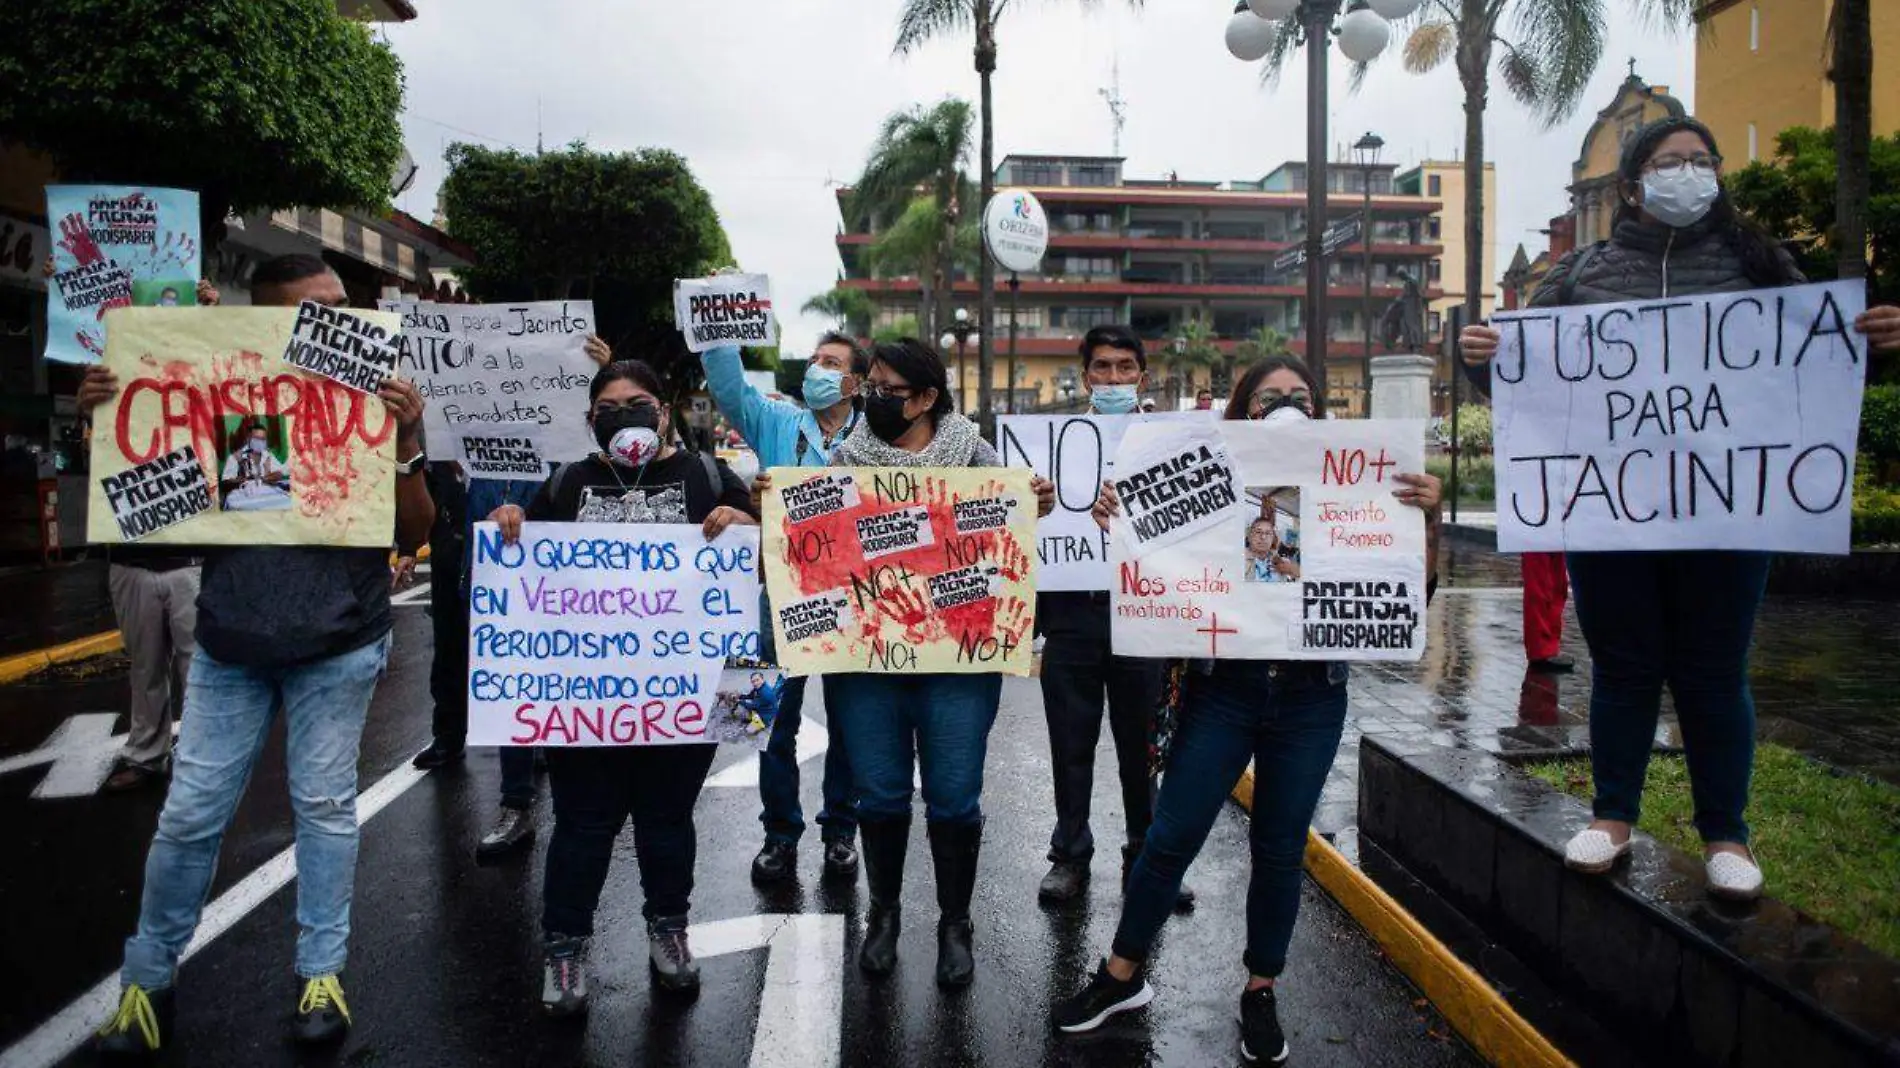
1490, 281, 1867, 554
675, 274, 775, 353
466, 522, 764, 747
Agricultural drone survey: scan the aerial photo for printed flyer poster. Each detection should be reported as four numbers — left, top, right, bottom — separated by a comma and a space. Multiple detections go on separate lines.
86, 308, 402, 547
1110, 419, 1429, 662
45, 185, 201, 364
762, 467, 1038, 676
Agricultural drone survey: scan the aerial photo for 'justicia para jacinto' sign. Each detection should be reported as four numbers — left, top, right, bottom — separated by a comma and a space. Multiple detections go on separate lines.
1489, 280, 1867, 554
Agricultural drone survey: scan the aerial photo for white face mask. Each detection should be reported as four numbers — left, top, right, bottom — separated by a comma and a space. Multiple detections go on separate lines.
1640, 168, 1721, 228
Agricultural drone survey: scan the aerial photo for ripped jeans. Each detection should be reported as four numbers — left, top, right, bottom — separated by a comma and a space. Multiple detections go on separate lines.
121, 636, 390, 989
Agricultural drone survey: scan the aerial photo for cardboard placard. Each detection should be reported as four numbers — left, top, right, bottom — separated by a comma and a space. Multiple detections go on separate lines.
45, 185, 200, 364
454, 424, 552, 482
674, 274, 775, 353
282, 301, 400, 393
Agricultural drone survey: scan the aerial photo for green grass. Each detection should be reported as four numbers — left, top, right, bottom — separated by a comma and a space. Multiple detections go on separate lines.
1524, 744, 1900, 960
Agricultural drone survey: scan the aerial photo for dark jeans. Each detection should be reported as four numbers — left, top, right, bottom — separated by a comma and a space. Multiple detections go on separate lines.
428, 498, 535, 810
758, 593, 857, 845
1567, 551, 1769, 845
1039, 593, 1162, 861
1114, 660, 1348, 978
541, 744, 718, 935
828, 672, 1003, 826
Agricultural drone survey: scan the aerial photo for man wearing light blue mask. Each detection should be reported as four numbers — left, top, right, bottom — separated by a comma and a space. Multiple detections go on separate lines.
703, 332, 867, 885
1037, 325, 1191, 911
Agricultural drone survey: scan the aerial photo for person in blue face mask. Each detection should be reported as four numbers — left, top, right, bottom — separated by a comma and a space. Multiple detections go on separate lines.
1035, 326, 1193, 911
702, 333, 869, 886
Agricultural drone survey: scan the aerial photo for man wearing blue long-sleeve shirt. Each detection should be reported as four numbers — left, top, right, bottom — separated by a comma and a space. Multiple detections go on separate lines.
703, 333, 865, 884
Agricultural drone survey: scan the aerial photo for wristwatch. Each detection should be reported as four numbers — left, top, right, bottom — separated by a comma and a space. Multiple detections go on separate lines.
395, 450, 427, 477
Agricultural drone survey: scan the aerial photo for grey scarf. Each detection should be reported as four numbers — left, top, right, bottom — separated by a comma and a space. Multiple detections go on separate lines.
830, 411, 984, 468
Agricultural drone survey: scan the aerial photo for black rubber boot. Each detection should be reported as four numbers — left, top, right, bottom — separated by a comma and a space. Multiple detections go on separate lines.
929, 819, 983, 989
857, 813, 911, 976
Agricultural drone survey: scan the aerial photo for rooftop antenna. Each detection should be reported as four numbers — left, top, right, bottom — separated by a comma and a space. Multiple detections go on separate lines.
536, 96, 544, 154
1099, 58, 1127, 157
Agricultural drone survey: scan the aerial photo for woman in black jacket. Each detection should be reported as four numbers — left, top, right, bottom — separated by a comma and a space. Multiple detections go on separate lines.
1460, 117, 1900, 900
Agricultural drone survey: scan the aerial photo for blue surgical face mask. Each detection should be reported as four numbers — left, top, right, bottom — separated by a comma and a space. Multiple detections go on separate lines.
1090, 383, 1139, 415
803, 364, 846, 410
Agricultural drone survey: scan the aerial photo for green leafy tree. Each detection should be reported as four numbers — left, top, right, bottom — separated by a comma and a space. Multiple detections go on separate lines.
873, 315, 922, 344
1235, 325, 1294, 388
0, 0, 405, 243
851, 99, 977, 343
802, 287, 877, 336
439, 141, 732, 396
1727, 127, 1900, 306
1160, 318, 1223, 397
893, 0, 1145, 429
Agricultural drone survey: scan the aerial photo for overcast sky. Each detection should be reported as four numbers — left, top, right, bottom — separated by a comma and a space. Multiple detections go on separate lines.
382, 2, 1696, 355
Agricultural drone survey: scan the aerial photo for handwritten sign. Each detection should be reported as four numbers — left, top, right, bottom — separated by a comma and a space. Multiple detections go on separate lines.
455, 423, 551, 482
100, 445, 212, 540
466, 522, 764, 747
45, 185, 200, 364
762, 467, 1038, 676
86, 308, 400, 546
283, 301, 400, 393
379, 300, 599, 461
1110, 420, 1428, 662
674, 274, 775, 353
998, 412, 1212, 590
1491, 281, 1867, 554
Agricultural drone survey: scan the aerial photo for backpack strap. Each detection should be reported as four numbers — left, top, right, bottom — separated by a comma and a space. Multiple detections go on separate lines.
1558, 241, 1606, 306
697, 450, 721, 496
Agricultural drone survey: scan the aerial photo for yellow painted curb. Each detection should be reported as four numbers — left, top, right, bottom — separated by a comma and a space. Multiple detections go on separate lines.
0, 630, 125, 686
1232, 768, 1575, 1068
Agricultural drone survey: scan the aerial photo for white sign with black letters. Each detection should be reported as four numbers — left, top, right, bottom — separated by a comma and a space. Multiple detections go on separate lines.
675, 274, 776, 353
282, 301, 401, 394
99, 444, 212, 541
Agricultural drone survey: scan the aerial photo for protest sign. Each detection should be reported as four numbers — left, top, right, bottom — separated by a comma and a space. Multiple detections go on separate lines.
998, 411, 1212, 591
45, 185, 200, 364
465, 522, 765, 747
282, 301, 400, 393
1490, 280, 1867, 554
380, 300, 600, 461
674, 274, 775, 353
86, 308, 401, 547
454, 423, 552, 482
1110, 419, 1428, 662
762, 467, 1038, 676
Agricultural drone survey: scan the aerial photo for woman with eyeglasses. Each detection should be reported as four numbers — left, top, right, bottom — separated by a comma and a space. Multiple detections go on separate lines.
1053, 357, 1442, 1064
1458, 117, 1900, 902
486, 360, 759, 1016
812, 338, 1054, 990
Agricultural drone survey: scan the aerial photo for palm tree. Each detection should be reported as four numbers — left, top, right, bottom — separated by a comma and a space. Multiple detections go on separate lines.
1261, 0, 1695, 334
851, 99, 977, 342
865, 197, 983, 344
1160, 317, 1223, 400
1830, 0, 1872, 281
894, 0, 1146, 429
801, 287, 877, 337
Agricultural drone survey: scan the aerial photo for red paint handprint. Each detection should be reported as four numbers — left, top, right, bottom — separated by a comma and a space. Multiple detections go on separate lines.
56, 214, 104, 266
877, 582, 932, 629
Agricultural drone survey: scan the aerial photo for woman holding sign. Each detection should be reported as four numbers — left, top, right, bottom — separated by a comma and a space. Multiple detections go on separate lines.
1053, 357, 1443, 1065
817, 338, 1054, 989
1459, 117, 1900, 902
486, 359, 758, 1015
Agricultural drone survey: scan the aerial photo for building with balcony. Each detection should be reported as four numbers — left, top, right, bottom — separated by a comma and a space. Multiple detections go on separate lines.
836, 152, 1488, 416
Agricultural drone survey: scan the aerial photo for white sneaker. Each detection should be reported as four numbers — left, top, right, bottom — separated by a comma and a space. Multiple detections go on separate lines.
1705, 850, 1764, 901
1563, 828, 1631, 874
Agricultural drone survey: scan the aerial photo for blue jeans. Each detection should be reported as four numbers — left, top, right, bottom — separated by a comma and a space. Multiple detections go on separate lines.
757, 593, 856, 844
828, 672, 1003, 826
122, 636, 391, 988
1114, 660, 1348, 978
1567, 551, 1769, 844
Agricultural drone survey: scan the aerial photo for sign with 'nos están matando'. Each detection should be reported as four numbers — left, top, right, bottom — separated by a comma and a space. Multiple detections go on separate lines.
1490, 280, 1867, 554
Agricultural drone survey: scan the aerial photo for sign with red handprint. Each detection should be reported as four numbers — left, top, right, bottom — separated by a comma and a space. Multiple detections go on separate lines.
45, 185, 200, 364
762, 466, 1039, 677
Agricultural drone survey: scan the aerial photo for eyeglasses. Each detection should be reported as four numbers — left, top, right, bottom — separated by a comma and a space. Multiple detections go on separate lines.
593, 398, 658, 415
1247, 388, 1312, 413
1645, 154, 1722, 177
859, 383, 917, 401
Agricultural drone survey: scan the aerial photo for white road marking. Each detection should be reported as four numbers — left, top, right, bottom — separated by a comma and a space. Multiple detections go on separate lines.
690, 913, 844, 1068
0, 713, 123, 799
391, 580, 433, 607
0, 761, 429, 1068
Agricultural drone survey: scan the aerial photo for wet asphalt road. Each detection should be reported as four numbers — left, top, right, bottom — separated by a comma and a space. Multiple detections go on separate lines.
0, 575, 1478, 1068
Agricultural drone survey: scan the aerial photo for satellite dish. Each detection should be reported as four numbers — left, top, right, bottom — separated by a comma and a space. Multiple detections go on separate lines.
391, 148, 419, 197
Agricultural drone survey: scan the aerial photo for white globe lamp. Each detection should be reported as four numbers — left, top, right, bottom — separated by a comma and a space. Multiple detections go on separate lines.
1336, 6, 1391, 63
1247, 0, 1301, 19
1366, 0, 1422, 18
1225, 4, 1278, 62
939, 332, 958, 352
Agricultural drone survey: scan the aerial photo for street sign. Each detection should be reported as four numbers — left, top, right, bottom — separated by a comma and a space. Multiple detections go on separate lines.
1270, 218, 1363, 277
983, 189, 1049, 274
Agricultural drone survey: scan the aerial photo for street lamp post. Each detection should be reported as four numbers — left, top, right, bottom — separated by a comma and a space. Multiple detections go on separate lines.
1353, 131, 1384, 417
1226, 0, 1418, 414
940, 307, 979, 413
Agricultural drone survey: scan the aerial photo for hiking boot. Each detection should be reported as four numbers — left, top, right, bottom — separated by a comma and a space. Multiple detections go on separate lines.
1052, 960, 1154, 1034
475, 805, 534, 860
1239, 985, 1289, 1064
1123, 843, 1195, 912
94, 983, 173, 1058
291, 974, 352, 1045
929, 820, 982, 989
1038, 859, 1089, 904
647, 916, 700, 994
540, 935, 588, 1017
822, 836, 860, 881
750, 840, 797, 885
411, 739, 464, 770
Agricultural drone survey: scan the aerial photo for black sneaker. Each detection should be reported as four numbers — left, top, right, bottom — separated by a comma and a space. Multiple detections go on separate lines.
541, 935, 588, 1017
94, 983, 173, 1058
647, 915, 700, 994
1038, 860, 1089, 903
411, 739, 464, 770
291, 975, 352, 1045
475, 805, 534, 860
751, 840, 797, 885
1052, 960, 1155, 1034
822, 837, 860, 880
1240, 985, 1289, 1064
